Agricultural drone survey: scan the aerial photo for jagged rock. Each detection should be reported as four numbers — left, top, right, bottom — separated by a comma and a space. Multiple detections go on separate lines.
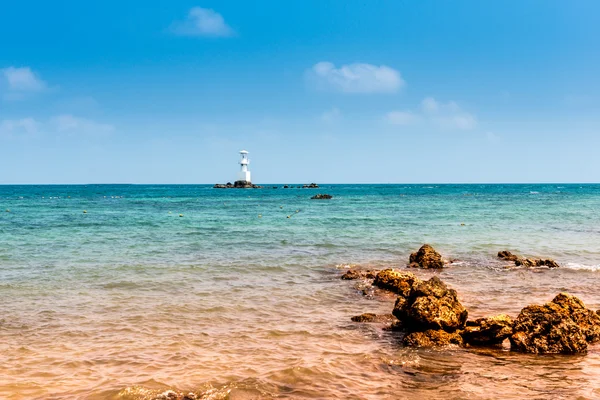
510, 293, 593, 354
373, 269, 421, 297
408, 244, 444, 269
551, 293, 600, 343
303, 183, 319, 188
402, 329, 463, 347
462, 314, 513, 346
498, 250, 519, 261
498, 250, 560, 268
311, 194, 333, 200
393, 276, 468, 333
341, 269, 378, 280
351, 313, 396, 323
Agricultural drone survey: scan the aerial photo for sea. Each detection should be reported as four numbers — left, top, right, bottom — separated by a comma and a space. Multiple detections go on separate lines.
1, 184, 600, 399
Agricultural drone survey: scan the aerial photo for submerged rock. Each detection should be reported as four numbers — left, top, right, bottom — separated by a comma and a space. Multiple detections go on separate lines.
497, 250, 520, 261
408, 244, 444, 269
393, 276, 468, 333
373, 269, 421, 297
351, 313, 395, 323
509, 293, 598, 354
311, 194, 333, 200
341, 269, 378, 280
402, 329, 463, 347
462, 314, 513, 346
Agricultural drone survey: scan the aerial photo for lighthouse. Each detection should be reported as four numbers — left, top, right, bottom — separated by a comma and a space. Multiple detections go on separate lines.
236, 150, 251, 185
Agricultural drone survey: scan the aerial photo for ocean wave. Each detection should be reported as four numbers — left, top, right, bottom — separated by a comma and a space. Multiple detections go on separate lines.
564, 262, 600, 271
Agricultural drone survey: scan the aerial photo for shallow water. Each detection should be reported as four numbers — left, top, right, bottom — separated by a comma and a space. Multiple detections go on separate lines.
1, 184, 600, 399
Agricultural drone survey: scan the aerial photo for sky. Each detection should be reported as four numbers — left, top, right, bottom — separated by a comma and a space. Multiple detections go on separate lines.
1, 0, 599, 184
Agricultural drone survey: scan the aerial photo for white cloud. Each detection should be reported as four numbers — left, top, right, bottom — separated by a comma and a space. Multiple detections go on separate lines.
171, 7, 235, 37
2, 67, 46, 92
308, 62, 404, 93
321, 107, 342, 123
386, 97, 477, 130
385, 110, 418, 125
50, 115, 115, 135
0, 118, 39, 137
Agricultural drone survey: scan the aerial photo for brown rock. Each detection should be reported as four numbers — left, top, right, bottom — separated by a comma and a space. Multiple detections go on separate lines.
373, 269, 421, 297
393, 276, 468, 333
341, 269, 378, 280
551, 293, 600, 343
311, 194, 332, 199
402, 329, 463, 347
351, 313, 396, 323
382, 320, 404, 332
462, 314, 513, 346
510, 295, 590, 354
498, 250, 519, 261
408, 244, 444, 269
498, 250, 560, 268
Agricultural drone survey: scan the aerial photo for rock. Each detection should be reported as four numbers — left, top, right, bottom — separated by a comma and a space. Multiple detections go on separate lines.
311, 194, 333, 200
351, 313, 396, 323
303, 183, 319, 188
408, 244, 444, 269
383, 320, 404, 332
551, 293, 600, 343
213, 184, 227, 189
402, 329, 463, 347
509, 293, 595, 354
341, 269, 378, 280
462, 314, 513, 346
283, 185, 289, 188
373, 269, 421, 297
498, 250, 560, 268
393, 276, 468, 333
234, 180, 253, 188
498, 250, 519, 261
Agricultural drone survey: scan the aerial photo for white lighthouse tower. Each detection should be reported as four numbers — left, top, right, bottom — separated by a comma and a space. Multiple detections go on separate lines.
236, 150, 251, 185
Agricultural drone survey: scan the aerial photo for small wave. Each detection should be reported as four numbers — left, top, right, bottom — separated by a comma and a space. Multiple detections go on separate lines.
529, 191, 539, 194
564, 262, 600, 271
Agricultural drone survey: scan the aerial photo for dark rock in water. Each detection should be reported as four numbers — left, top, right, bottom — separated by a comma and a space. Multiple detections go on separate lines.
311, 194, 332, 200
303, 183, 319, 188
498, 250, 560, 268
341, 269, 378, 280
283, 185, 289, 188
402, 329, 463, 347
498, 250, 520, 261
383, 320, 404, 332
408, 244, 444, 269
510, 293, 593, 354
234, 180, 253, 188
462, 314, 513, 346
393, 276, 468, 333
373, 269, 421, 297
351, 313, 395, 323
213, 184, 227, 189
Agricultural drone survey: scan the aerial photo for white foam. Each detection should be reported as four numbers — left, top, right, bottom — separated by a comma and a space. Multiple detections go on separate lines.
564, 262, 600, 271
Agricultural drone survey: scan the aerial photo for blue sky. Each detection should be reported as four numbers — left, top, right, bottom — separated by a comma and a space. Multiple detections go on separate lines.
1, 0, 599, 183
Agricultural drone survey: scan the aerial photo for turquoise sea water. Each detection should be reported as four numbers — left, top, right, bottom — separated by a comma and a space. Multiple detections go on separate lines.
2, 184, 600, 399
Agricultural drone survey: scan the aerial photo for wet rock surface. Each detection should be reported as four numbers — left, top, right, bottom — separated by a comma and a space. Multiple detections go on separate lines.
408, 244, 445, 269
498, 250, 560, 268
462, 315, 513, 346
373, 269, 420, 296
402, 329, 464, 347
393, 276, 468, 333
341, 269, 378, 280
351, 313, 395, 323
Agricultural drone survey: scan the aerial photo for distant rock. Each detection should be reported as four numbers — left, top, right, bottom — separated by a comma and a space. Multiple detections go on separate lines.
213, 184, 227, 189
311, 194, 332, 200
462, 314, 513, 346
402, 329, 463, 347
303, 183, 319, 188
408, 244, 445, 269
509, 293, 598, 354
351, 313, 395, 323
373, 269, 421, 297
283, 185, 289, 188
498, 250, 560, 268
393, 276, 468, 333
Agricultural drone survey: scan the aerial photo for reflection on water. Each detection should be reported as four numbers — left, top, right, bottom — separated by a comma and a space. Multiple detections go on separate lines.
1, 184, 600, 399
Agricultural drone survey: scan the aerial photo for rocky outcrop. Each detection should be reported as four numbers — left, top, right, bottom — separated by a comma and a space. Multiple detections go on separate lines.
373, 269, 421, 297
408, 244, 444, 269
462, 314, 513, 346
402, 329, 463, 347
351, 313, 395, 323
303, 183, 319, 188
393, 276, 468, 333
341, 269, 378, 280
509, 293, 600, 354
498, 250, 560, 268
311, 194, 333, 200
